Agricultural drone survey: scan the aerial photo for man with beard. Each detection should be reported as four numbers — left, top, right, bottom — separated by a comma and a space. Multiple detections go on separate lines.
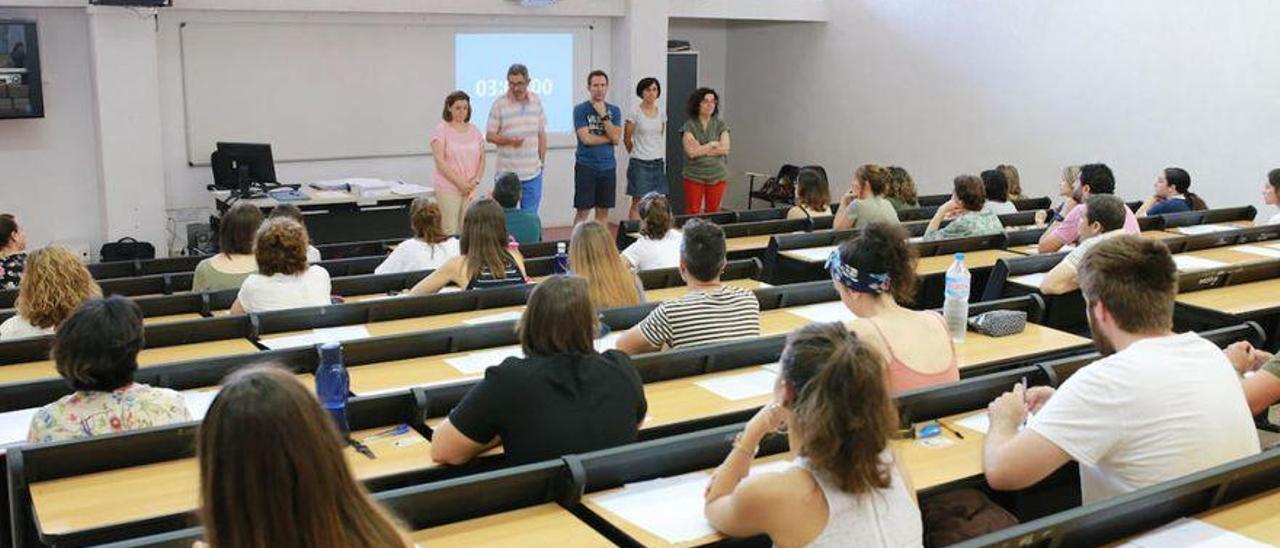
981, 235, 1259, 504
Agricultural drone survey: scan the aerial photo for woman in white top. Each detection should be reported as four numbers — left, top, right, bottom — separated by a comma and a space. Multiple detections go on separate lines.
623, 77, 668, 221
1264, 169, 1280, 225
230, 218, 331, 314
0, 246, 101, 340
981, 169, 1018, 215
375, 197, 461, 275
622, 193, 682, 271
705, 322, 923, 547
193, 203, 262, 292
268, 204, 322, 263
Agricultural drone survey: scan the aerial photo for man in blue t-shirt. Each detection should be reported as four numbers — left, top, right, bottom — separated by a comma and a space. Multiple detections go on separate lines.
573, 70, 623, 224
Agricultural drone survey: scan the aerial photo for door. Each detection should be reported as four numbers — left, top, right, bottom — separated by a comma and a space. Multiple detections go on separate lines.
666, 52, 698, 214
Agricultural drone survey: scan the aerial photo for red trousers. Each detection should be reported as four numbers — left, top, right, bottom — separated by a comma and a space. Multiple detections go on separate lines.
683, 179, 728, 214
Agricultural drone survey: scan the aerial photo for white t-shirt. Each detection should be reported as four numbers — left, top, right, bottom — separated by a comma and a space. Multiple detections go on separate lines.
626, 103, 666, 161
983, 200, 1018, 216
1062, 229, 1126, 269
1269, 211, 1280, 225
306, 245, 321, 264
622, 229, 682, 271
236, 266, 332, 313
1027, 332, 1260, 504
374, 237, 461, 275
0, 314, 54, 341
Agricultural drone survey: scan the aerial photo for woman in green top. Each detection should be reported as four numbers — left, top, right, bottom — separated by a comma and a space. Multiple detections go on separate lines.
884, 166, 920, 211
923, 175, 1003, 241
834, 164, 900, 230
680, 87, 731, 214
192, 203, 262, 292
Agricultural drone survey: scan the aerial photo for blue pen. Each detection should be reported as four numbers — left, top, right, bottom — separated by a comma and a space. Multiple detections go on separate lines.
360, 424, 410, 443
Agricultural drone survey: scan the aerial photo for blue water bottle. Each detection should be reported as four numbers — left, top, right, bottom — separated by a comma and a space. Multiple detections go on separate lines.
315, 342, 350, 435
553, 241, 570, 274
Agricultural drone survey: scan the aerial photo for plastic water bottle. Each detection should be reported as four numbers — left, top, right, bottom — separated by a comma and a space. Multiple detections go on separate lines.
553, 241, 570, 274
942, 253, 971, 343
315, 342, 350, 435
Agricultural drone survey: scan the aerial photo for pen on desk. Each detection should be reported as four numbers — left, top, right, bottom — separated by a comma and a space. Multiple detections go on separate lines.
936, 420, 965, 440
348, 437, 377, 460
360, 424, 410, 443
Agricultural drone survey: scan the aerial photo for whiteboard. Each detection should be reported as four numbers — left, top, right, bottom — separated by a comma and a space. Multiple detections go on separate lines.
179, 21, 591, 165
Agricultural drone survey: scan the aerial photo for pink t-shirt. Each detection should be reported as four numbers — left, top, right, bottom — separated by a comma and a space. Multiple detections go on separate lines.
1052, 202, 1140, 245
430, 122, 485, 195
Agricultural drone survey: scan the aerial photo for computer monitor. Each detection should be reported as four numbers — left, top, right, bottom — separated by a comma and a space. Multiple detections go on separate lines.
211, 142, 278, 196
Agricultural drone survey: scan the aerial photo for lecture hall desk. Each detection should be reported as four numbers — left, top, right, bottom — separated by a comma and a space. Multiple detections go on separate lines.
1007, 229, 1180, 256
0, 338, 259, 386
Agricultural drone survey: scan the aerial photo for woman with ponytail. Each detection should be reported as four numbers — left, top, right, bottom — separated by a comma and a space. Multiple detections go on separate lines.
1137, 167, 1207, 216
621, 192, 683, 271
704, 322, 923, 546
834, 164, 900, 230
830, 223, 958, 393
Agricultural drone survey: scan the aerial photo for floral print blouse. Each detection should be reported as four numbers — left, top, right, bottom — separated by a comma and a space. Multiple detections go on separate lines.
0, 252, 26, 290
27, 383, 192, 443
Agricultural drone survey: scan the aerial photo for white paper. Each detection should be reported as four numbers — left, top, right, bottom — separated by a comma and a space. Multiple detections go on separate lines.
0, 407, 37, 446
786, 301, 857, 323
443, 345, 525, 374
1177, 224, 1235, 235
183, 389, 221, 420
390, 183, 431, 196
1229, 245, 1280, 259
761, 362, 780, 374
311, 190, 351, 200
594, 332, 624, 353
954, 412, 992, 435
462, 310, 525, 326
695, 369, 778, 401
1009, 272, 1047, 288
907, 236, 924, 243
1120, 518, 1271, 548
1173, 255, 1229, 272
787, 245, 837, 263
259, 332, 320, 350
259, 325, 372, 350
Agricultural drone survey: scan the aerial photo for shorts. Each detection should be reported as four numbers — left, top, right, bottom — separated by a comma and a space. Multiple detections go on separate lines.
626, 158, 668, 197
574, 163, 617, 209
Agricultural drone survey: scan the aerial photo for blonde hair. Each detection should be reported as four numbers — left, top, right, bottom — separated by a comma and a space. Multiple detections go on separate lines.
17, 246, 101, 329
569, 222, 641, 310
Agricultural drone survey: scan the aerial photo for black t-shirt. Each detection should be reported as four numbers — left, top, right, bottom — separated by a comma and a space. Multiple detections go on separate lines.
446, 349, 647, 464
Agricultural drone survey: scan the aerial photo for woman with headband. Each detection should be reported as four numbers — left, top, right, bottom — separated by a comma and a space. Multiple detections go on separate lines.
826, 223, 958, 393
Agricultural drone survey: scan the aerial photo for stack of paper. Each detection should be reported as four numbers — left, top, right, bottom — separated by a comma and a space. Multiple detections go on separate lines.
786, 301, 857, 323
0, 407, 38, 447
695, 369, 778, 401
1172, 255, 1229, 272
444, 345, 524, 374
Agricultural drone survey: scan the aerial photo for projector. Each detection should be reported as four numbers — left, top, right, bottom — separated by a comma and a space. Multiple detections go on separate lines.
519, 0, 559, 7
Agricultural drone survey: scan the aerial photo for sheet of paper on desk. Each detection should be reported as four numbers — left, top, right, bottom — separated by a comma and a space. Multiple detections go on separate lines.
444, 345, 525, 374
1173, 255, 1229, 272
462, 310, 525, 326
391, 183, 431, 196
695, 369, 778, 401
183, 389, 221, 420
312, 190, 351, 200
1176, 224, 1234, 235
955, 412, 992, 435
0, 407, 38, 447
789, 246, 837, 262
1009, 272, 1047, 288
259, 333, 319, 350
1119, 517, 1270, 548
1231, 245, 1280, 259
594, 332, 623, 353
787, 301, 857, 323
313, 325, 372, 343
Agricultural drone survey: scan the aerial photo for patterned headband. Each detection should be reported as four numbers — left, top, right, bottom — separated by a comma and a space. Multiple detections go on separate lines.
825, 250, 892, 295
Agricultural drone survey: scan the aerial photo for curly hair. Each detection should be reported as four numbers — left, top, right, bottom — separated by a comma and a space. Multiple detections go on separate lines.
17, 246, 101, 329
254, 218, 310, 276
855, 164, 891, 196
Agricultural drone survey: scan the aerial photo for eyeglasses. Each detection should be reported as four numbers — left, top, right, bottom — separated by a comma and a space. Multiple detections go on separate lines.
507, 80, 529, 88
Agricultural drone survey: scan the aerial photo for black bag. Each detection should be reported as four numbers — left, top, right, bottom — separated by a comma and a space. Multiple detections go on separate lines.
760, 164, 800, 202
100, 237, 156, 263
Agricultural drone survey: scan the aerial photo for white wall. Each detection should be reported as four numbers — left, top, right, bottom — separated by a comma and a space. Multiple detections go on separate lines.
725, 1, 1280, 214
668, 19, 728, 97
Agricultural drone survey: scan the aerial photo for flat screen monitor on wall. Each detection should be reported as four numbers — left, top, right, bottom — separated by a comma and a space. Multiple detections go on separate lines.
0, 19, 42, 119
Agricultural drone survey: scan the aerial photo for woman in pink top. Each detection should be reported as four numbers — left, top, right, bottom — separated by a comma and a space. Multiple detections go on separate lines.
431, 91, 487, 235
825, 223, 959, 393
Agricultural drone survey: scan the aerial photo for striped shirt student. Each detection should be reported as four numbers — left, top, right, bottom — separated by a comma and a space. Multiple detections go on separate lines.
635, 286, 761, 349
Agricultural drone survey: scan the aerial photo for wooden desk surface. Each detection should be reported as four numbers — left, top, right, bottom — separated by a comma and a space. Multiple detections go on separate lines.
641, 366, 775, 430
725, 235, 775, 253
1176, 277, 1280, 316
1008, 230, 1180, 256
30, 425, 432, 538
1182, 246, 1275, 267
412, 503, 612, 547
916, 250, 1021, 276
954, 324, 1089, 370
143, 313, 205, 326
1195, 488, 1280, 544
0, 339, 260, 385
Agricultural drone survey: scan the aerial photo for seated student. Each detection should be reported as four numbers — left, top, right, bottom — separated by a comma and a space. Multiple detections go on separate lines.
884, 166, 920, 211
570, 221, 643, 310
981, 169, 1018, 215
1136, 167, 1207, 216
833, 164, 900, 230
374, 196, 460, 274
1, 246, 101, 340
983, 236, 1260, 504
230, 218, 332, 314
197, 366, 412, 547
193, 203, 262, 292
1224, 341, 1280, 416
786, 166, 833, 221
616, 219, 760, 353
622, 192, 682, 271
27, 297, 190, 443
267, 203, 322, 263
1037, 163, 1139, 253
831, 223, 958, 393
1040, 194, 1129, 295
493, 171, 542, 244
408, 199, 527, 295
0, 213, 29, 290
1037, 165, 1082, 227
704, 322, 923, 546
924, 175, 1003, 241
1266, 169, 1280, 225
431, 275, 646, 465
998, 164, 1023, 201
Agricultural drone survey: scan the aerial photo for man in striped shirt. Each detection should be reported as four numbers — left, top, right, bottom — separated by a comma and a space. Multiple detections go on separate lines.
616, 219, 761, 353
486, 63, 548, 214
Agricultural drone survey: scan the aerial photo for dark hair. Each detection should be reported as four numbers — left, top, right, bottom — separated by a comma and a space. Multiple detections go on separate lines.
53, 296, 144, 392
1084, 194, 1127, 233
680, 218, 726, 282
221, 203, 264, 256
997, 164, 1022, 197
1080, 163, 1116, 195
461, 199, 515, 281
409, 197, 449, 243
1163, 167, 1206, 211
0, 213, 18, 249
795, 166, 831, 211
834, 222, 917, 303
507, 63, 529, 79
1269, 168, 1280, 194
781, 322, 898, 494
635, 77, 661, 98
587, 70, 609, 85
856, 165, 890, 196
686, 87, 720, 119
442, 90, 471, 123
268, 203, 304, 224
953, 174, 986, 211
886, 166, 917, 204
1079, 235, 1175, 333
638, 193, 673, 240
254, 217, 309, 276
518, 275, 597, 356
492, 172, 523, 209
980, 169, 1009, 202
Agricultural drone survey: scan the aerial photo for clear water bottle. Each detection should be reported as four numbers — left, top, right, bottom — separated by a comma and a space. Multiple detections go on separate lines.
553, 241, 570, 274
942, 253, 971, 343
315, 342, 350, 435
